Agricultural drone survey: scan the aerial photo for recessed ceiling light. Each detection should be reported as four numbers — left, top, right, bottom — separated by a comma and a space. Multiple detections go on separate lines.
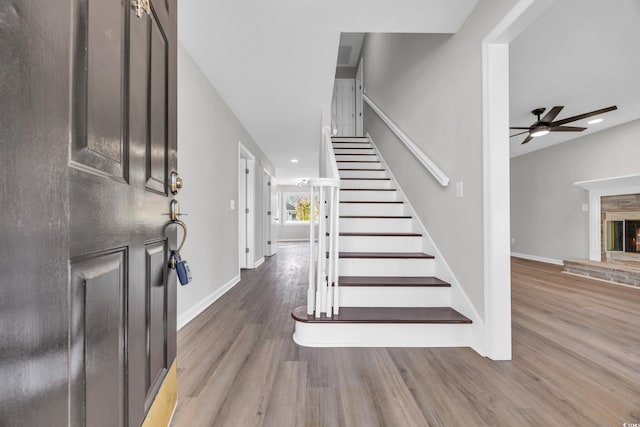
290, 159, 298, 163
588, 118, 604, 125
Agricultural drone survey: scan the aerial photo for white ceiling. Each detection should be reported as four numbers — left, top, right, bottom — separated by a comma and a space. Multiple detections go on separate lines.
509, 0, 640, 158
337, 33, 365, 68
178, 0, 479, 184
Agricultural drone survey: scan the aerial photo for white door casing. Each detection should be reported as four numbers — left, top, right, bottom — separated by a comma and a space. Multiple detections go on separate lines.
355, 58, 364, 137
239, 142, 256, 269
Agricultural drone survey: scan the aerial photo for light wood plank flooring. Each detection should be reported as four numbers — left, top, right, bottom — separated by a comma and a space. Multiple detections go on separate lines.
171, 243, 640, 426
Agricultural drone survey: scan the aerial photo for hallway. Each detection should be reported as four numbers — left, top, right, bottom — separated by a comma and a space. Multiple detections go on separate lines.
171, 243, 640, 426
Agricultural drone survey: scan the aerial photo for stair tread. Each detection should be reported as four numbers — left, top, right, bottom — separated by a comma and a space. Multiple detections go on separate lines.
340, 252, 434, 259
336, 160, 381, 163
341, 188, 396, 191
340, 201, 403, 204
340, 178, 390, 180
335, 153, 377, 156
340, 215, 411, 218
339, 276, 450, 287
339, 232, 422, 237
292, 306, 471, 324
333, 147, 374, 150
339, 168, 385, 171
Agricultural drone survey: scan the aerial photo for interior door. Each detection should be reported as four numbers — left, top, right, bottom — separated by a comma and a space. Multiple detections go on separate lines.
0, 1, 178, 426
332, 78, 356, 136
263, 171, 272, 256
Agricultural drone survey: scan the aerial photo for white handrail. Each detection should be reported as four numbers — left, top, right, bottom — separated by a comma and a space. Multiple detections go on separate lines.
363, 94, 450, 187
307, 122, 340, 318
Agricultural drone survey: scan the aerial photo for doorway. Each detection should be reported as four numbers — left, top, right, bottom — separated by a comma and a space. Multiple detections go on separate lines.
332, 78, 356, 136
239, 142, 256, 269
355, 57, 364, 136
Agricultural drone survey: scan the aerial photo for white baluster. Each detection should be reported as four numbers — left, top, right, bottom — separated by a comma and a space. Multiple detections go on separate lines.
308, 185, 315, 316
326, 186, 334, 317
333, 182, 340, 315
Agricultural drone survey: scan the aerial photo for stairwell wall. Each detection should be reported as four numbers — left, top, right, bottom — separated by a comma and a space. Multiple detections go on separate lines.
177, 44, 275, 328
361, 0, 519, 318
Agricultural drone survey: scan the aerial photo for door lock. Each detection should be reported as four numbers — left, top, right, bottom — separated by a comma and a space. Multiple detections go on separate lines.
169, 171, 183, 195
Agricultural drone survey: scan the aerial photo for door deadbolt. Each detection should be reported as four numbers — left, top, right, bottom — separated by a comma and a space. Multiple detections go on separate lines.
170, 171, 183, 195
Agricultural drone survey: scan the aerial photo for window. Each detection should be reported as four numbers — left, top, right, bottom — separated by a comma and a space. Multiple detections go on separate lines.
284, 193, 318, 223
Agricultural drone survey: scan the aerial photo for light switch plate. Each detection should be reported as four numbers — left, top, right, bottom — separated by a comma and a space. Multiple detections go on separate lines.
230, 200, 235, 210
456, 181, 464, 198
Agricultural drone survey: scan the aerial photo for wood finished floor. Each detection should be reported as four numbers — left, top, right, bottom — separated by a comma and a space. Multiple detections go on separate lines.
171, 243, 640, 427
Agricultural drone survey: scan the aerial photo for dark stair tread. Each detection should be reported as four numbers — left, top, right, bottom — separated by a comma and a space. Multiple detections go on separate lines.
340, 178, 390, 181
339, 252, 434, 259
334, 153, 377, 156
336, 160, 381, 163
333, 147, 374, 150
340, 215, 412, 218
339, 232, 422, 237
292, 306, 471, 324
338, 168, 385, 171
340, 188, 396, 191
340, 201, 403, 204
338, 276, 450, 287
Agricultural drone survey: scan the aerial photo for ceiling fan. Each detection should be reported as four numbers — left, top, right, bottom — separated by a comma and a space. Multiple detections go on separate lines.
510, 105, 617, 144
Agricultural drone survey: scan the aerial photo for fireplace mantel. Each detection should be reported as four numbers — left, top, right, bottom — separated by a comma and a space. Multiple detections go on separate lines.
575, 174, 640, 261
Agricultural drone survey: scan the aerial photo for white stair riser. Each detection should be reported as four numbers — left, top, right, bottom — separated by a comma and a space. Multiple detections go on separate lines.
340, 179, 391, 189
339, 235, 422, 252
340, 203, 404, 216
333, 148, 375, 155
340, 190, 397, 202
339, 170, 386, 179
293, 322, 471, 347
331, 137, 370, 143
336, 161, 382, 169
332, 143, 372, 149
339, 258, 434, 276
339, 217, 412, 233
338, 286, 451, 307
335, 154, 379, 162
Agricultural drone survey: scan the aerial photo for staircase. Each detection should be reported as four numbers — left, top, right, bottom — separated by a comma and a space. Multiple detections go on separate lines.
292, 136, 473, 347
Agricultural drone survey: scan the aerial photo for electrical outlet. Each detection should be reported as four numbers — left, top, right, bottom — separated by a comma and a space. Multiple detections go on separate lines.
456, 181, 464, 198
582, 203, 588, 212
230, 200, 235, 210
511, 238, 515, 245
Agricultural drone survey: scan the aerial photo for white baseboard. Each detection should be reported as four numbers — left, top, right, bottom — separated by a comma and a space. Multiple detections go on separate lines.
511, 252, 564, 266
277, 239, 309, 242
177, 274, 241, 330
254, 257, 265, 268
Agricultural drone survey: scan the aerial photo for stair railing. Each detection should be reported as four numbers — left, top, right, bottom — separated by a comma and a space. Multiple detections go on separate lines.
308, 125, 340, 318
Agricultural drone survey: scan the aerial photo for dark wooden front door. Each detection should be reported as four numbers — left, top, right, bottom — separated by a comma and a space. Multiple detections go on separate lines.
0, 0, 177, 426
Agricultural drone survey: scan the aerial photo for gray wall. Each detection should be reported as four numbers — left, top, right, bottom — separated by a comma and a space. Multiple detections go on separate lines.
335, 66, 357, 79
177, 44, 274, 323
360, 0, 519, 318
511, 119, 640, 262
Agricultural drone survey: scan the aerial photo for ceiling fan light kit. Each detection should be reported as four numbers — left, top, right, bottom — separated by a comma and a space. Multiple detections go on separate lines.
510, 105, 617, 144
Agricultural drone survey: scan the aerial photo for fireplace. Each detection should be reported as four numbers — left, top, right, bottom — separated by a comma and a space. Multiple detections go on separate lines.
604, 212, 640, 262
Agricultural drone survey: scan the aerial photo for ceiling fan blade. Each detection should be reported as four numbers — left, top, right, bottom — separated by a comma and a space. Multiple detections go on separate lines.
521, 134, 533, 145
540, 106, 563, 123
550, 126, 586, 132
551, 105, 618, 127
510, 131, 529, 137
509, 127, 531, 130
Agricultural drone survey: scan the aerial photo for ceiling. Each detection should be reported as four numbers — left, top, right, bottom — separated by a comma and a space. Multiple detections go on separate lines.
337, 33, 365, 68
178, 0, 479, 184
509, 0, 640, 158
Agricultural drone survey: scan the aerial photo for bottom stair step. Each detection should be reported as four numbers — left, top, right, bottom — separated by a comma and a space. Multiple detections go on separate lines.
292, 306, 473, 348
292, 306, 471, 324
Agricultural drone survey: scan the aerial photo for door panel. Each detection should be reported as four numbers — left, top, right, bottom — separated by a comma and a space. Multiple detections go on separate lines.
146, 13, 168, 194
145, 239, 169, 407
70, 249, 127, 427
332, 79, 355, 136
71, 0, 127, 181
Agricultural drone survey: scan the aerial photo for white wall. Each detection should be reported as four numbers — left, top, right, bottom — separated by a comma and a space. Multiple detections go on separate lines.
177, 44, 274, 327
360, 0, 519, 318
511, 119, 640, 262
